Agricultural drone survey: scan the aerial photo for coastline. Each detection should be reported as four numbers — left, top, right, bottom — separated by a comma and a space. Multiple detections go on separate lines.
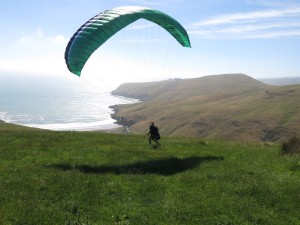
0, 88, 139, 132
0, 78, 139, 132
109, 105, 135, 128
108, 93, 141, 133
108, 104, 137, 134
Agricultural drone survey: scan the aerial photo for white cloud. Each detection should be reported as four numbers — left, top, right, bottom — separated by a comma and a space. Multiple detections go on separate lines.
17, 28, 67, 46
191, 8, 300, 27
246, 30, 300, 39
0, 55, 68, 76
249, 0, 300, 8
37, 28, 44, 38
189, 7, 300, 39
18, 28, 44, 44
1, 29, 68, 76
54, 34, 67, 43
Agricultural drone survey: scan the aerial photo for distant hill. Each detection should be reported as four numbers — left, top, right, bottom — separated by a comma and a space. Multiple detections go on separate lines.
111, 74, 300, 142
112, 73, 268, 100
259, 77, 300, 86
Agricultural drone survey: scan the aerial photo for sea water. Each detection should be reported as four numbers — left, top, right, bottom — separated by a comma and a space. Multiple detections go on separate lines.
0, 74, 138, 131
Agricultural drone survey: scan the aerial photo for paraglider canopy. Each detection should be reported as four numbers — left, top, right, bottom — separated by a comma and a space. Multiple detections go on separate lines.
65, 6, 191, 76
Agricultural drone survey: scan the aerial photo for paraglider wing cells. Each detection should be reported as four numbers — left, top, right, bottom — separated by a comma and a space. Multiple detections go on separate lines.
65, 6, 191, 76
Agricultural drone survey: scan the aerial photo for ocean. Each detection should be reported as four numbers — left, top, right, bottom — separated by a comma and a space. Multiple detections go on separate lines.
0, 74, 138, 131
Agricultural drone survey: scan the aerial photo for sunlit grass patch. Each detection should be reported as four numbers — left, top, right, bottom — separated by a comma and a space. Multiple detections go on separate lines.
0, 127, 299, 224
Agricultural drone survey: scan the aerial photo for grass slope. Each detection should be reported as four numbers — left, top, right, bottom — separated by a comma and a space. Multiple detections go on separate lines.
111, 74, 300, 142
1, 123, 299, 224
112, 73, 268, 101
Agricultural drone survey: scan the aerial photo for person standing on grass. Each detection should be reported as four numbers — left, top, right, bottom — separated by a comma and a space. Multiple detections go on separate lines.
147, 122, 160, 145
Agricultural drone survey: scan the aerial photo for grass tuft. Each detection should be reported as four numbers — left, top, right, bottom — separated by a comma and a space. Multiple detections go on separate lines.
281, 136, 300, 155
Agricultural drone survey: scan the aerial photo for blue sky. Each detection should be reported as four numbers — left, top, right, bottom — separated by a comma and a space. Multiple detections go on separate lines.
1, 0, 300, 89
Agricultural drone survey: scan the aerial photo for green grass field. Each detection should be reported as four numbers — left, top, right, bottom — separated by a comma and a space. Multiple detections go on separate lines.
0, 124, 300, 224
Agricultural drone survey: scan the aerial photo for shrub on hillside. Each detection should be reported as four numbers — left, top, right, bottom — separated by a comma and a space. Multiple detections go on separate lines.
281, 136, 300, 155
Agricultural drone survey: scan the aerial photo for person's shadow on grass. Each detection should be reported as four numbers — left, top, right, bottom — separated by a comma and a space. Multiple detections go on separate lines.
47, 156, 224, 176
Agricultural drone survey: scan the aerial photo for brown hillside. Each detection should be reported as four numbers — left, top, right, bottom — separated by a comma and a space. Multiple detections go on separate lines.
112, 73, 269, 100
111, 74, 300, 142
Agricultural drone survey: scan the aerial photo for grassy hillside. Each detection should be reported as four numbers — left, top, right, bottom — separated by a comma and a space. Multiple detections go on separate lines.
0, 123, 299, 224
111, 74, 300, 142
0, 120, 39, 131
112, 73, 268, 101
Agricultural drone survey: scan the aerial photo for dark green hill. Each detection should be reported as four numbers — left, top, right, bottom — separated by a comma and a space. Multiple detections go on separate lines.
111, 74, 300, 142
